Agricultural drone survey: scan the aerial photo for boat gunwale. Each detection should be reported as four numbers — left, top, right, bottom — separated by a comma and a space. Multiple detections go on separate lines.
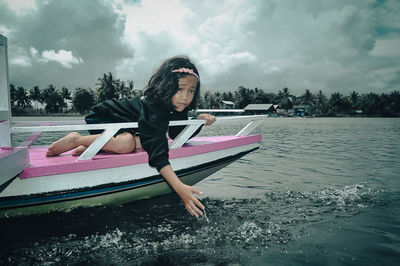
0, 148, 258, 210
20, 134, 262, 179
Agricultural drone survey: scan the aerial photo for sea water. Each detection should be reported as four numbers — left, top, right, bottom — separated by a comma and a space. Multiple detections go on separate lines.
1, 117, 399, 265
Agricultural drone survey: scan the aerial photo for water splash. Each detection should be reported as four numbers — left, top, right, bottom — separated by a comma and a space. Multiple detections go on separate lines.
0, 183, 386, 265
197, 208, 210, 223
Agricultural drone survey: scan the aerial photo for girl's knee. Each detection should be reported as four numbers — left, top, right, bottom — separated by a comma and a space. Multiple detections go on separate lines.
115, 143, 135, 153
113, 133, 136, 153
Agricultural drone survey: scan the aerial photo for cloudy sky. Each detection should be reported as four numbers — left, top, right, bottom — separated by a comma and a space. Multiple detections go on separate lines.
1, 0, 399, 95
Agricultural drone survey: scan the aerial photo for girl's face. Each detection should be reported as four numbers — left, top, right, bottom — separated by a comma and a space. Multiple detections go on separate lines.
172, 75, 197, 112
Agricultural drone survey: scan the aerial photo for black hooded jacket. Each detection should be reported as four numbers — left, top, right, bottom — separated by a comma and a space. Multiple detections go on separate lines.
87, 97, 201, 171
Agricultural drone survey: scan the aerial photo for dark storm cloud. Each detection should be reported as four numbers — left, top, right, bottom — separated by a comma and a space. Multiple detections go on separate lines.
192, 0, 400, 94
1, 0, 399, 94
3, 0, 132, 90
0, 1, 15, 25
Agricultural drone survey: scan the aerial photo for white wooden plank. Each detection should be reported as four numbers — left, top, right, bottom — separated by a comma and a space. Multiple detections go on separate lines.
11, 120, 206, 133
11, 115, 267, 134
169, 123, 204, 149
0, 34, 11, 147
235, 120, 263, 136
12, 122, 139, 133
0, 147, 29, 185
77, 128, 119, 161
0, 121, 11, 147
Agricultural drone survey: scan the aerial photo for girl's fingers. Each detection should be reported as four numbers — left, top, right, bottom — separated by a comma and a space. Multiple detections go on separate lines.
205, 115, 216, 125
189, 201, 203, 216
185, 202, 202, 217
190, 188, 205, 209
185, 200, 205, 217
208, 116, 214, 125
197, 114, 216, 126
193, 197, 205, 211
191, 187, 203, 195
185, 204, 195, 216
182, 185, 205, 216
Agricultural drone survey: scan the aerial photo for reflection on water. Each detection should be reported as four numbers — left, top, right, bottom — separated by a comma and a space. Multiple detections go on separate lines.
2, 117, 400, 265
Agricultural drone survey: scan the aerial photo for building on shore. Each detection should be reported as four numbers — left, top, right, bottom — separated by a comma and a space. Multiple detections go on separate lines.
218, 100, 235, 109
244, 104, 276, 115
293, 105, 311, 117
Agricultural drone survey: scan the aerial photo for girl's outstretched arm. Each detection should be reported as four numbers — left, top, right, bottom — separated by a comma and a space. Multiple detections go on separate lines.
159, 165, 205, 217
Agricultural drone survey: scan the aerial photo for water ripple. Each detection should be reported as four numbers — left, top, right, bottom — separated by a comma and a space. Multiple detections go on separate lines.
6, 117, 400, 265
1, 183, 389, 265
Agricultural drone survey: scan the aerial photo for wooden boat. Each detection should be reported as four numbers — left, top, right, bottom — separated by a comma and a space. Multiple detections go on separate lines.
0, 34, 263, 217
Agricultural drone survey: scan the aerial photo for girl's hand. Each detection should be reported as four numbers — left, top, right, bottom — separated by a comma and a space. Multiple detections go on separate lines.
175, 183, 205, 217
197, 113, 216, 126
159, 165, 205, 217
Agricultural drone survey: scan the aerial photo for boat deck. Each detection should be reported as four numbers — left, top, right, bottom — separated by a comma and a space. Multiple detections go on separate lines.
20, 135, 261, 179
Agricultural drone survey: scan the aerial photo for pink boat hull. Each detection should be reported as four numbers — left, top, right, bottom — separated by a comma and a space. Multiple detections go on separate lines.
0, 134, 261, 217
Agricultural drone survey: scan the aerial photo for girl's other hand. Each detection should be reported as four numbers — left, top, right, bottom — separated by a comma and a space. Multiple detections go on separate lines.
197, 113, 216, 126
175, 183, 205, 217
159, 165, 205, 218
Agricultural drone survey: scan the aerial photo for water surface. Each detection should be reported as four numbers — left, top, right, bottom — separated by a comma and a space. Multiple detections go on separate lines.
1, 117, 399, 265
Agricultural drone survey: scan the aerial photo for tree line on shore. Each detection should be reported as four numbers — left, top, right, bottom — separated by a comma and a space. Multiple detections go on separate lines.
9, 72, 400, 117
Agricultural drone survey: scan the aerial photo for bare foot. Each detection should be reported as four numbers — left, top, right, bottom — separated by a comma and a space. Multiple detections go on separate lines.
46, 132, 81, 157
71, 145, 87, 156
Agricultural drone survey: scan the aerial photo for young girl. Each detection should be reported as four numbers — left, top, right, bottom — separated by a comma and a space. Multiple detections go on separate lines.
46, 56, 216, 217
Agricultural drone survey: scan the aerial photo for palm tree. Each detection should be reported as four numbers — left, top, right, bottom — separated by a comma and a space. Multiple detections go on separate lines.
252, 87, 267, 104
61, 87, 71, 112
389, 91, 400, 113
42, 85, 65, 113
235, 86, 253, 109
276, 87, 293, 110
9, 84, 17, 108
96, 72, 119, 102
118, 81, 138, 99
222, 91, 234, 102
315, 90, 327, 115
277, 87, 290, 99
61, 87, 71, 101
329, 92, 344, 113
15, 86, 31, 109
301, 89, 314, 106
121, 80, 135, 98
203, 91, 220, 109
115, 81, 125, 99
362, 92, 383, 115
29, 86, 41, 110
349, 91, 359, 111
73, 88, 95, 115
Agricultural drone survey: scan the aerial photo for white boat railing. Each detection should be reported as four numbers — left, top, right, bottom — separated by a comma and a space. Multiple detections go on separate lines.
0, 34, 11, 148
10, 115, 266, 161
193, 109, 245, 113
11, 115, 265, 133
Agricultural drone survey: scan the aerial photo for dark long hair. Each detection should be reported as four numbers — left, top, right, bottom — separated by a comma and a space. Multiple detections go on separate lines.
144, 56, 201, 111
